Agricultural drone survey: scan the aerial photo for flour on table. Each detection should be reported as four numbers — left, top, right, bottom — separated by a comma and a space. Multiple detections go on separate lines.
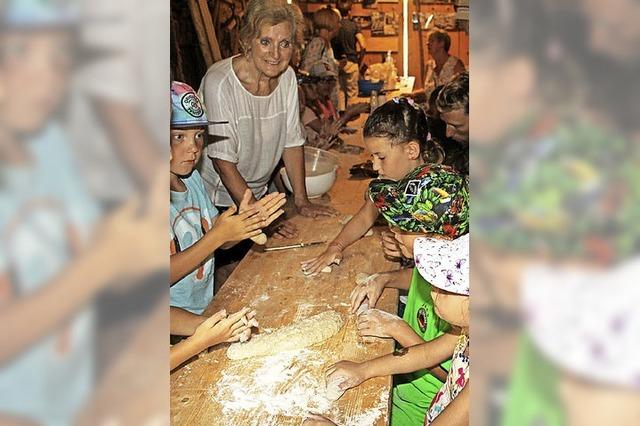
227, 310, 344, 360
213, 349, 332, 422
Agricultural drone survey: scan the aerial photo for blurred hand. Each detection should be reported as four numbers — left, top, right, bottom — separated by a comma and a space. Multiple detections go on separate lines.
356, 309, 403, 339
300, 245, 342, 276
213, 204, 264, 243
295, 200, 338, 218
325, 360, 368, 393
270, 219, 299, 239
350, 274, 388, 313
345, 102, 370, 117
99, 170, 166, 283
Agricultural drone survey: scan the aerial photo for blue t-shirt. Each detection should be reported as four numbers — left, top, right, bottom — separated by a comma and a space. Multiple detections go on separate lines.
170, 170, 218, 314
0, 123, 100, 425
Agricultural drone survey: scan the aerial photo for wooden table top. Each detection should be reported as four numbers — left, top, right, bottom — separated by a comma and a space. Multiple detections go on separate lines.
170, 119, 399, 425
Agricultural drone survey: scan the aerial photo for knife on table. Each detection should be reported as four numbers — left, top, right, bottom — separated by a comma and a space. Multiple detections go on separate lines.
263, 241, 326, 252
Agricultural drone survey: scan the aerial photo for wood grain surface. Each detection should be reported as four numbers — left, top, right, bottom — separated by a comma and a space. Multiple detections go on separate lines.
171, 120, 400, 425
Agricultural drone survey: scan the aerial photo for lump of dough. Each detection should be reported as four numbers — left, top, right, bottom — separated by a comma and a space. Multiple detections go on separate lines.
227, 310, 344, 360
239, 328, 251, 343
251, 233, 268, 245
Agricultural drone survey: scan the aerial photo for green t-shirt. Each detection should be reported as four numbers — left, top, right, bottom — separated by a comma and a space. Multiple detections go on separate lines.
501, 333, 564, 426
391, 269, 452, 426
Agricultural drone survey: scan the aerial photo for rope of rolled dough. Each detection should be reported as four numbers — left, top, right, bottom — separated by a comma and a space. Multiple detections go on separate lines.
227, 310, 344, 360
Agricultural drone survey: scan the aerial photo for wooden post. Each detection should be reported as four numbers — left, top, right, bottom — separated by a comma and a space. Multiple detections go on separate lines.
197, 0, 222, 62
187, 0, 214, 68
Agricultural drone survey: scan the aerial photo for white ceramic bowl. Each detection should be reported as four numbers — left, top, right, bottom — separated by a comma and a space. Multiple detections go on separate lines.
280, 146, 338, 198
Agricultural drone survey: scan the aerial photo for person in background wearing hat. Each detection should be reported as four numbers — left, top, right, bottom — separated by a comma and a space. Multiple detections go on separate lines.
198, 0, 336, 244
169, 82, 286, 314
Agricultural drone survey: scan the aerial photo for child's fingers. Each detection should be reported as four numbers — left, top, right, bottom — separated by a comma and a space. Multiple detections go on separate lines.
265, 208, 285, 225
230, 323, 251, 335
325, 365, 338, 377
225, 307, 251, 324
221, 204, 237, 218
243, 229, 264, 239
201, 309, 228, 328
238, 207, 260, 220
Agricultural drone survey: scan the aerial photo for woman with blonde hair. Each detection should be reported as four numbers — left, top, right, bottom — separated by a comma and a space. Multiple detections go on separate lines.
198, 0, 336, 241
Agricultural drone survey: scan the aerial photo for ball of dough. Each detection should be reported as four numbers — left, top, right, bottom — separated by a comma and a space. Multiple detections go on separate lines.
251, 233, 268, 245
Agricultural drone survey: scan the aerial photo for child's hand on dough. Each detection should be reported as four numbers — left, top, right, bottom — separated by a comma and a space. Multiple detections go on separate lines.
300, 245, 342, 276
191, 307, 252, 350
325, 360, 368, 393
356, 309, 403, 339
349, 275, 389, 313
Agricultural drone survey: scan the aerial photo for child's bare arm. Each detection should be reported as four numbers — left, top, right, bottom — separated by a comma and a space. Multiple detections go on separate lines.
325, 332, 458, 392
364, 332, 458, 377
430, 381, 469, 426
170, 307, 206, 336
300, 199, 379, 275
170, 308, 252, 371
170, 206, 263, 284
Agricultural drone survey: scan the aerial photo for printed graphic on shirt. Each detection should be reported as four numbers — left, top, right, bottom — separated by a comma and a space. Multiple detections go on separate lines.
417, 305, 428, 333
170, 205, 212, 281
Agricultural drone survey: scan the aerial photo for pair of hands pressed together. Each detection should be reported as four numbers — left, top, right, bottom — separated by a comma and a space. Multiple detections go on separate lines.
214, 189, 287, 243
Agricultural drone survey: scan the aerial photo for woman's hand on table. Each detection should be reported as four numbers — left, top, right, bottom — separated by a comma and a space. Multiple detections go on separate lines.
350, 275, 389, 313
269, 219, 299, 239
300, 244, 343, 276
295, 199, 338, 218
325, 360, 368, 393
303, 414, 337, 426
356, 309, 404, 339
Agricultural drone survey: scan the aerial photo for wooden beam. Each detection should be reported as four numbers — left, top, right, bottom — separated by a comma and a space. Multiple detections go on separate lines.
197, 0, 222, 62
187, 0, 214, 68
